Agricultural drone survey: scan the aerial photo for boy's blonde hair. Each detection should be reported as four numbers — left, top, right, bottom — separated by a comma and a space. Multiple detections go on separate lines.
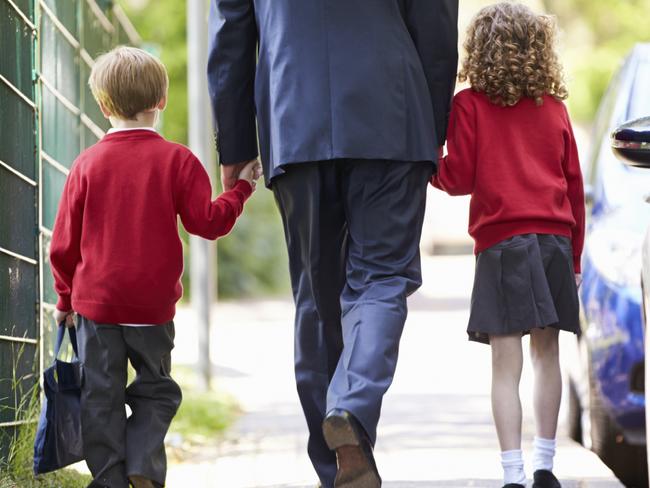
459, 2, 568, 106
89, 46, 169, 120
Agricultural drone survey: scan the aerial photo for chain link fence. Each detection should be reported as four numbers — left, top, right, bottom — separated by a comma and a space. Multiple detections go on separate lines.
0, 0, 139, 460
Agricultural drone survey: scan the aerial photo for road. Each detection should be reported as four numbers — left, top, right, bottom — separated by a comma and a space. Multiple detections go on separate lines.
168, 254, 623, 488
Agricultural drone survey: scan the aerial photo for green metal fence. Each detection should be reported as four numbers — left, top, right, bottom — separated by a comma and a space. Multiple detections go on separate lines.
0, 0, 139, 460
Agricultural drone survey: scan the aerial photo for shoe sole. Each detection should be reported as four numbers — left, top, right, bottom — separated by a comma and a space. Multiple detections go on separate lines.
322, 415, 381, 488
335, 470, 381, 488
323, 414, 360, 450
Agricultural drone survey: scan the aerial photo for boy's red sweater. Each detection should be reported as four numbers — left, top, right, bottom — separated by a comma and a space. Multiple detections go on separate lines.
50, 129, 253, 324
432, 88, 585, 272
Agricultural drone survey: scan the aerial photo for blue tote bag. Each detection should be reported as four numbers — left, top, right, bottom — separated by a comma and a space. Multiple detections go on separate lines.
33, 324, 84, 474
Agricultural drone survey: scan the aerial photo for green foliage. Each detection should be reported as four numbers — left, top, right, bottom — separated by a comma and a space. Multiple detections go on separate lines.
541, 0, 650, 121
169, 389, 238, 440
217, 187, 290, 298
121, 0, 290, 299
121, 0, 188, 145
0, 468, 91, 488
0, 418, 91, 488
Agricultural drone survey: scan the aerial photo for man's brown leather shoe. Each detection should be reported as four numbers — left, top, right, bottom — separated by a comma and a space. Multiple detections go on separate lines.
322, 409, 381, 488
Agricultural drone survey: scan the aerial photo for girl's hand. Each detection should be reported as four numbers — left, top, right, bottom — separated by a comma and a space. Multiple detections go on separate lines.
237, 160, 262, 191
54, 309, 75, 328
575, 273, 583, 288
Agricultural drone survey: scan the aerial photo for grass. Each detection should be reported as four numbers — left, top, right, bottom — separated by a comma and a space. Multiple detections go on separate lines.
0, 418, 92, 488
0, 462, 91, 488
164, 366, 241, 464
167, 365, 240, 441
0, 414, 91, 488
0, 342, 91, 488
1, 354, 238, 487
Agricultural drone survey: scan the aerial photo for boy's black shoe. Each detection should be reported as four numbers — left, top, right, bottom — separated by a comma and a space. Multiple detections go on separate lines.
533, 469, 561, 488
322, 409, 381, 488
503, 485, 525, 488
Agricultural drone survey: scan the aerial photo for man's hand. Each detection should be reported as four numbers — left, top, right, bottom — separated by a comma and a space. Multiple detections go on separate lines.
54, 309, 75, 328
221, 159, 257, 191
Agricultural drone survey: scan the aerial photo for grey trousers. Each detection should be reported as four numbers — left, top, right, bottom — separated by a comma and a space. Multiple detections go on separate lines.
273, 159, 431, 487
75, 316, 182, 488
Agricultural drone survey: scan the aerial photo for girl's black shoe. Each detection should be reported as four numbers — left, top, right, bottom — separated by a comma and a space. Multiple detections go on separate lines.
533, 469, 561, 488
503, 484, 525, 488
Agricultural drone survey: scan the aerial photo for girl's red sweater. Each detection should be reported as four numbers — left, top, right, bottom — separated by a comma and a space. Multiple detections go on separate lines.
432, 88, 585, 272
50, 130, 253, 324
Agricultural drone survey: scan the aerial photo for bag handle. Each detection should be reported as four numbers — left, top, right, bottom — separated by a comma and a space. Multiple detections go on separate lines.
55, 322, 79, 359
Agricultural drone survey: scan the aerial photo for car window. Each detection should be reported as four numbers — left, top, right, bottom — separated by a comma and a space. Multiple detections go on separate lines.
627, 60, 650, 120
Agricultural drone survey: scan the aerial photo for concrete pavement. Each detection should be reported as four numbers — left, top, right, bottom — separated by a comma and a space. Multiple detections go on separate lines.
167, 255, 623, 488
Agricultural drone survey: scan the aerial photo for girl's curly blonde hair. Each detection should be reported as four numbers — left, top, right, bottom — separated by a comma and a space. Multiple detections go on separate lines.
459, 2, 568, 106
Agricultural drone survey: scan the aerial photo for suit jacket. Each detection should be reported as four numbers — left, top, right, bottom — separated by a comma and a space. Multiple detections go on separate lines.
208, 0, 459, 182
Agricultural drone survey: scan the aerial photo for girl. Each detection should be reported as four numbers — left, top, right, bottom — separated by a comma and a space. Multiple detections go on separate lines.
433, 3, 585, 488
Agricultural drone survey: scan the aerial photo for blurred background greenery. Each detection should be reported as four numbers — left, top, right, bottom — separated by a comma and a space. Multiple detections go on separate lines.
541, 0, 650, 121
120, 0, 650, 299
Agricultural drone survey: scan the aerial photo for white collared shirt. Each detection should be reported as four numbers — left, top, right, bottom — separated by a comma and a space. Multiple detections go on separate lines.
107, 126, 158, 135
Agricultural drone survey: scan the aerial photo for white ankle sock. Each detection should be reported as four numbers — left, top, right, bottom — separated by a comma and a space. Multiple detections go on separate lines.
501, 449, 526, 485
532, 436, 556, 471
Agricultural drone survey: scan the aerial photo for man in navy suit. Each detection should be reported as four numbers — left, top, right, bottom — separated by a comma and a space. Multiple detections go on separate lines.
208, 2, 458, 486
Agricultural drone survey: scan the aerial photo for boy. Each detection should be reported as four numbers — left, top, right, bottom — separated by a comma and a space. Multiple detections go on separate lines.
50, 46, 259, 488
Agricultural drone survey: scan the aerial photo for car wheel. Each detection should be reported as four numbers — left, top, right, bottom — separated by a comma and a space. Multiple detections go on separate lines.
567, 378, 583, 444
590, 364, 649, 487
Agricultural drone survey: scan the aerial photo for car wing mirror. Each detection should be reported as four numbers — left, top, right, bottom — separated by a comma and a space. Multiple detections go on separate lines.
611, 116, 650, 168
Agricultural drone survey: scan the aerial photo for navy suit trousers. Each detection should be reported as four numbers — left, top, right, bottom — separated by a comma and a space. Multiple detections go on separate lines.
273, 159, 431, 487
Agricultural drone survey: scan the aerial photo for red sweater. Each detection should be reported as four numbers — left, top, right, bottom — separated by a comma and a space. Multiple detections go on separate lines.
50, 129, 253, 324
432, 88, 585, 272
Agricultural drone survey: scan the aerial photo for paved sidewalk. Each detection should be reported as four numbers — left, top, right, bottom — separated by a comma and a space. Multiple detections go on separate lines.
168, 255, 623, 488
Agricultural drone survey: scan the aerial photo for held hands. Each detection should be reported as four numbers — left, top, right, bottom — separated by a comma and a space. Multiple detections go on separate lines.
54, 309, 75, 328
221, 159, 262, 191
236, 159, 263, 191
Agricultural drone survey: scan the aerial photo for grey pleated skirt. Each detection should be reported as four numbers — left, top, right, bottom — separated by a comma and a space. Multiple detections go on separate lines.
467, 233, 580, 345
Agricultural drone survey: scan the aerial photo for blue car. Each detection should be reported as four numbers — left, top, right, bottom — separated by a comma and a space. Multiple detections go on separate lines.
566, 44, 650, 487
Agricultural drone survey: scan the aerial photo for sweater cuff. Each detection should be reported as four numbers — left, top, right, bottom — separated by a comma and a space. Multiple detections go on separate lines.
56, 295, 72, 312
233, 179, 254, 199
573, 255, 581, 274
